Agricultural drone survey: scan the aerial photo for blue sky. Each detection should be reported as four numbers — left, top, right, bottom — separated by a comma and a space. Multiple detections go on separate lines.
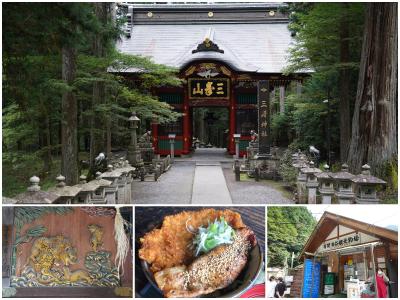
306, 205, 399, 231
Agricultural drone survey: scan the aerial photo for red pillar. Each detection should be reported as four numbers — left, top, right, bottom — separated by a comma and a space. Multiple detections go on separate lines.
182, 91, 190, 154
151, 120, 158, 154
229, 87, 236, 155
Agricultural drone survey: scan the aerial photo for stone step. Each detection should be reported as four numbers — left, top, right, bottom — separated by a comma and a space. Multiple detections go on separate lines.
195, 162, 221, 166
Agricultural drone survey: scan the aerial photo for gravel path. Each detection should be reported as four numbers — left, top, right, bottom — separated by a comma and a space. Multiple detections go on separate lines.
131, 162, 194, 204
222, 164, 294, 204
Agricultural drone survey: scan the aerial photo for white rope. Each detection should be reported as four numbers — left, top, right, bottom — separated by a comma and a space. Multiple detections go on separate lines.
114, 207, 130, 278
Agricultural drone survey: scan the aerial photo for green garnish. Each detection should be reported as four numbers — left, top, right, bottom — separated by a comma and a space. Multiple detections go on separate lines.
193, 217, 235, 256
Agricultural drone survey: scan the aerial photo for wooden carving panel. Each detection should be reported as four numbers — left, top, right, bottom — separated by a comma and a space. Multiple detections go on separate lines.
10, 207, 130, 288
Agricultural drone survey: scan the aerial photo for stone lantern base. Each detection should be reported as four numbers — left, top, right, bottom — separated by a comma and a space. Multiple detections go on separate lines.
320, 191, 334, 204
248, 155, 279, 180
335, 192, 355, 204
127, 146, 144, 168
354, 197, 381, 204
139, 143, 155, 161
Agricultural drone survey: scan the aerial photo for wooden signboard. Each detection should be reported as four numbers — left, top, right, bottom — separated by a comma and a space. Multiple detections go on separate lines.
257, 80, 271, 156
188, 78, 230, 100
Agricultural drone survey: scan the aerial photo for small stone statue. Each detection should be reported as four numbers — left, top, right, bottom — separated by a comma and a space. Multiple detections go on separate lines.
139, 130, 152, 144
250, 130, 258, 142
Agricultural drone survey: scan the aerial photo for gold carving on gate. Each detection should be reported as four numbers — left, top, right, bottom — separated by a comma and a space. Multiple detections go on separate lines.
88, 224, 103, 252
11, 224, 120, 287
184, 65, 196, 76
220, 65, 232, 76
25, 235, 87, 285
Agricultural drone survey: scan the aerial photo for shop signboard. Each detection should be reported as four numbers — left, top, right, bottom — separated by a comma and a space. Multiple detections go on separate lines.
320, 232, 362, 252
302, 258, 321, 298
324, 285, 334, 295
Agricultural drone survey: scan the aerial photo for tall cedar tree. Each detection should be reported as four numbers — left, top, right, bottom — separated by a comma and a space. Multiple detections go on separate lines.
3, 3, 181, 195
348, 3, 398, 173
60, 4, 97, 185
89, 3, 113, 169
284, 3, 364, 162
61, 46, 79, 185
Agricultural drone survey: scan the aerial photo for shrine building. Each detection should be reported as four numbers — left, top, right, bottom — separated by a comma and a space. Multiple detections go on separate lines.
116, 3, 306, 156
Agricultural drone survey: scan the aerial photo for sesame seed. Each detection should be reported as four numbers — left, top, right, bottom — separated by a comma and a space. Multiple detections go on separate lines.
182, 232, 251, 290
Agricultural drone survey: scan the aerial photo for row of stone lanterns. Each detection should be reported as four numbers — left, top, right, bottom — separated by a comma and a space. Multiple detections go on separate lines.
9, 161, 137, 204
295, 160, 386, 204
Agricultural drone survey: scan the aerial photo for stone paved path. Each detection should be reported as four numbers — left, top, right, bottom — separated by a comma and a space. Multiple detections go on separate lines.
132, 148, 293, 204
191, 163, 232, 204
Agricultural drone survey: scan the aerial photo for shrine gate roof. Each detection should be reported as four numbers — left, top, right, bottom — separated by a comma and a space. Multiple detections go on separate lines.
116, 3, 297, 74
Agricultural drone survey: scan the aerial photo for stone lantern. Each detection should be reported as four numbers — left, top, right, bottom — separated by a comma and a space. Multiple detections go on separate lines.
168, 133, 176, 163
28, 175, 41, 191
332, 163, 355, 204
300, 161, 322, 204
233, 133, 241, 159
14, 176, 59, 204
293, 160, 309, 204
316, 164, 334, 204
127, 111, 144, 168
352, 164, 386, 204
48, 175, 81, 204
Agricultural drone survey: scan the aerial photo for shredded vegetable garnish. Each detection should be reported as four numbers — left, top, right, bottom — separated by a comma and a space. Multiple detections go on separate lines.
185, 216, 197, 234
193, 217, 235, 256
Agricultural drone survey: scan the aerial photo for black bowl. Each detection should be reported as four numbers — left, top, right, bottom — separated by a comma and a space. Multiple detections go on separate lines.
140, 241, 263, 298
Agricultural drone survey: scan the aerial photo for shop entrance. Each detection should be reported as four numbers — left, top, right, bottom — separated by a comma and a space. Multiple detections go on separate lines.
191, 107, 229, 150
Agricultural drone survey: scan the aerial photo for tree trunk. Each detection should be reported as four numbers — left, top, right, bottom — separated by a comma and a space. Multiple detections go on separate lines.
348, 3, 397, 173
89, 3, 108, 168
89, 80, 105, 167
42, 113, 53, 173
339, 3, 351, 162
61, 46, 79, 185
106, 115, 112, 158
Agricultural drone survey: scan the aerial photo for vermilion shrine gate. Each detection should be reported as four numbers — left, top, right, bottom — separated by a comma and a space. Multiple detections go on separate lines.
117, 3, 307, 156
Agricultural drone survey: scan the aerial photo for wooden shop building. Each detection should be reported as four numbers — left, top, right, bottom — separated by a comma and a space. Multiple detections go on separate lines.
116, 3, 306, 156
295, 212, 398, 298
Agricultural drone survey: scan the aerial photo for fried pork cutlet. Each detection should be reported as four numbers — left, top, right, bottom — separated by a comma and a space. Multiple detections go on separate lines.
154, 227, 257, 298
139, 209, 245, 273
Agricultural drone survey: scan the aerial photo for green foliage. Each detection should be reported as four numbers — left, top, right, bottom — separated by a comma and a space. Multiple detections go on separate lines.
267, 207, 316, 268
285, 3, 365, 76
377, 157, 398, 203
270, 82, 340, 154
3, 3, 181, 193
278, 149, 298, 186
276, 3, 365, 160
